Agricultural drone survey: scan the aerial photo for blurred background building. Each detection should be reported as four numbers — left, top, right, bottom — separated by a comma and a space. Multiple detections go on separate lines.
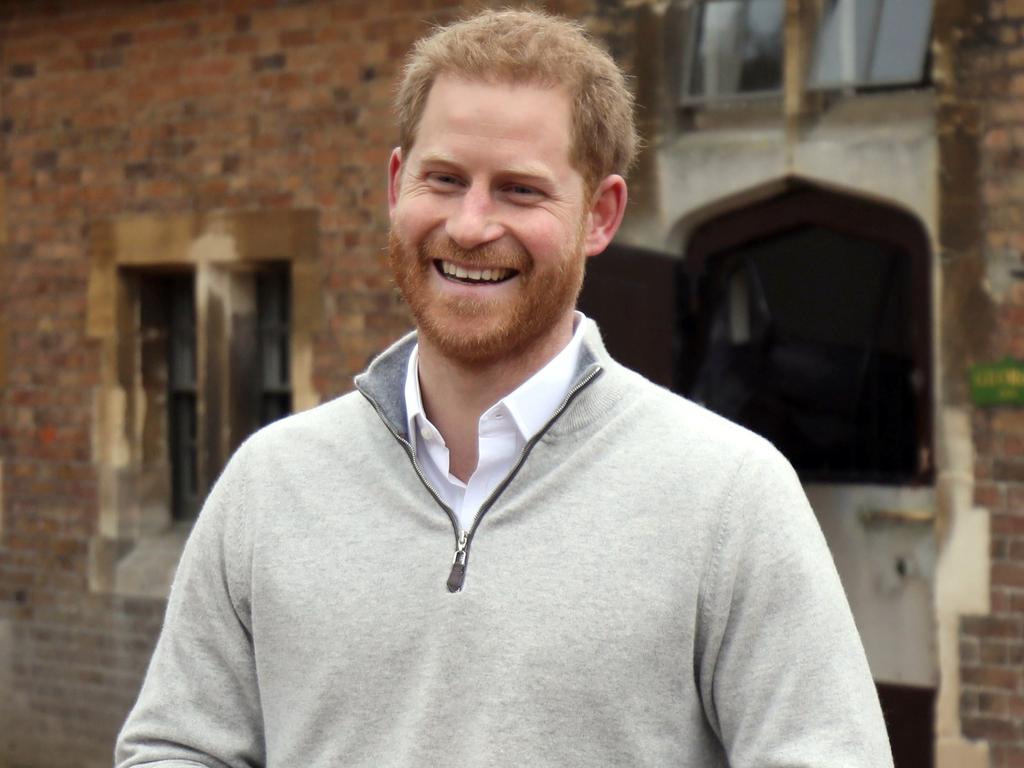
0, 0, 1019, 766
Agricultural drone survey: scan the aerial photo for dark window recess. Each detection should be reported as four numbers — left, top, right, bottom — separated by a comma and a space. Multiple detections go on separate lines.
877, 683, 935, 768
682, 0, 785, 103
686, 226, 919, 481
580, 184, 931, 484
257, 268, 292, 426
809, 0, 933, 90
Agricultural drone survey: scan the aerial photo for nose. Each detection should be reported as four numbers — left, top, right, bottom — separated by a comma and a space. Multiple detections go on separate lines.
445, 185, 504, 250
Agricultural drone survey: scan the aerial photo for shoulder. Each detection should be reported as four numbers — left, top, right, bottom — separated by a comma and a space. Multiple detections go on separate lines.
576, 319, 783, 469
601, 361, 788, 473
253, 390, 372, 440
229, 390, 385, 473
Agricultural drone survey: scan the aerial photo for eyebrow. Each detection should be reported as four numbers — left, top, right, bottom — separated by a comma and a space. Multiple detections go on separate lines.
417, 152, 557, 185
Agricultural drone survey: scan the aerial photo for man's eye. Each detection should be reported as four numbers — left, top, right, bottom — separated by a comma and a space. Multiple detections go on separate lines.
507, 184, 541, 198
429, 174, 463, 187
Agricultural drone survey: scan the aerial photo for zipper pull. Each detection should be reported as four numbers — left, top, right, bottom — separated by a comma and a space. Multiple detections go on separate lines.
447, 530, 469, 593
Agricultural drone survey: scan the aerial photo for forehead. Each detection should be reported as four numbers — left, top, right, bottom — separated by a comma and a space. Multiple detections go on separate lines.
411, 75, 575, 170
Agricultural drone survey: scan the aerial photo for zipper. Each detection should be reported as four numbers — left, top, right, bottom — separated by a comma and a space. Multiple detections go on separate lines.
444, 364, 603, 592
360, 363, 603, 594
447, 529, 470, 593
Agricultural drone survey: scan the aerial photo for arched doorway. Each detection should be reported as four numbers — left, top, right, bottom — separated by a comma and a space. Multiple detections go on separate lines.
683, 182, 932, 484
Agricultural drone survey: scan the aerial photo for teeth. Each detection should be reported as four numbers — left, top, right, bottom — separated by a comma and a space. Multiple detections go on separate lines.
440, 261, 512, 283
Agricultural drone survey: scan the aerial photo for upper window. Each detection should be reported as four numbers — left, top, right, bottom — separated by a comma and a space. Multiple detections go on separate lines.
809, 0, 933, 90
682, 0, 785, 104
679, 0, 933, 108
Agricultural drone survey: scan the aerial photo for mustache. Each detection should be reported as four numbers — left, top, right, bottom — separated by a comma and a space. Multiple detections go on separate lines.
418, 234, 531, 272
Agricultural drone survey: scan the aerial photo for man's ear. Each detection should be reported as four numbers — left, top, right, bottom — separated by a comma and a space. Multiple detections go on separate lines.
583, 175, 628, 257
387, 147, 403, 216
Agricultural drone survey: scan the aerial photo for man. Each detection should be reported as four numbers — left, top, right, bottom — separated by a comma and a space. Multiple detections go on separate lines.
116, 9, 892, 767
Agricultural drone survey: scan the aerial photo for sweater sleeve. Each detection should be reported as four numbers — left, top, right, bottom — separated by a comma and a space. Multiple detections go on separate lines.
696, 441, 893, 768
114, 443, 265, 768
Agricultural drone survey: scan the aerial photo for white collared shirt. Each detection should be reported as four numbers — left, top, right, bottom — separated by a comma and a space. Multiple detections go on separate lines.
404, 312, 587, 532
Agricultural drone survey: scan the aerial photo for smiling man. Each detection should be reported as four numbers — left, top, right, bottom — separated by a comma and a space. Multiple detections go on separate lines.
116, 9, 893, 768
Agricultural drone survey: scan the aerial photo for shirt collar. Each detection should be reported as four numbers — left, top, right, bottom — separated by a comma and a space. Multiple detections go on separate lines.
404, 311, 588, 445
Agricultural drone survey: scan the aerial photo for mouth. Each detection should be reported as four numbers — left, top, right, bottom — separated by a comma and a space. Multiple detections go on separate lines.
435, 260, 518, 285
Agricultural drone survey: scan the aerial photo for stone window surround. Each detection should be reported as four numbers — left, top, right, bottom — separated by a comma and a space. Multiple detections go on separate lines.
86, 209, 322, 599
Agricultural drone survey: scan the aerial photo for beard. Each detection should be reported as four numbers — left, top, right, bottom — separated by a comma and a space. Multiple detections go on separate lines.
387, 226, 586, 367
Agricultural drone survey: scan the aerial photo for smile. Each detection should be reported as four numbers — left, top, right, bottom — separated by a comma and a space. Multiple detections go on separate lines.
435, 260, 517, 284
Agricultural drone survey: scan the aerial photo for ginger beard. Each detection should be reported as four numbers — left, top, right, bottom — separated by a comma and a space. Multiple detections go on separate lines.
388, 224, 587, 367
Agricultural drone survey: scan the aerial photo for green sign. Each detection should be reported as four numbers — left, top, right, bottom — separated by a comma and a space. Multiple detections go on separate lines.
970, 359, 1024, 406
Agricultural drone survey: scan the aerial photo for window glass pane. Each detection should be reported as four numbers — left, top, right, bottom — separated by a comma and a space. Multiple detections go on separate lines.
685, 0, 783, 101
870, 0, 933, 85
810, 0, 932, 89
811, 0, 878, 86
739, 0, 786, 92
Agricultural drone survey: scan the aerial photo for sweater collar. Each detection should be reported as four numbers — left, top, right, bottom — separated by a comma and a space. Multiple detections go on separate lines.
354, 319, 612, 442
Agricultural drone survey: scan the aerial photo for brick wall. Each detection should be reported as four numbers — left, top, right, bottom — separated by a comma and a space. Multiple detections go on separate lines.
0, 1, 599, 765
957, 1, 1024, 766
13, 0, 1024, 765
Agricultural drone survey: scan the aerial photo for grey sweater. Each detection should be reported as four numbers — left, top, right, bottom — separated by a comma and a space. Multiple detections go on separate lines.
115, 323, 893, 767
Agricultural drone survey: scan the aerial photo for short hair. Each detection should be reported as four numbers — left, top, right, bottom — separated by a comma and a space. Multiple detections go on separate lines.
395, 8, 638, 192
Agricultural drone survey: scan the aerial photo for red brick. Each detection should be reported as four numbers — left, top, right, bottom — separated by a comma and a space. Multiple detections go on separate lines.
993, 514, 1024, 536
280, 28, 314, 47
995, 460, 1024, 483
963, 714, 1020, 742
995, 411, 1024, 434
977, 482, 1006, 510
225, 35, 260, 55
963, 616, 1024, 639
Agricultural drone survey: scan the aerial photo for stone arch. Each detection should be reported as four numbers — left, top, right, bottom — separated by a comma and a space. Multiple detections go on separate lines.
666, 174, 932, 258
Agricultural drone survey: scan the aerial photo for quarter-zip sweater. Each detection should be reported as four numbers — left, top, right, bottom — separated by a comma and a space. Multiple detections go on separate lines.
116, 324, 893, 768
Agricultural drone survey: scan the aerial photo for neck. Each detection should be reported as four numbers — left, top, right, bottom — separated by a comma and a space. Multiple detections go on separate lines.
416, 315, 575, 482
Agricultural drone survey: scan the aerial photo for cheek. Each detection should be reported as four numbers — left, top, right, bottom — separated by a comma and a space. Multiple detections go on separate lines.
392, 198, 441, 243
516, 220, 575, 263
